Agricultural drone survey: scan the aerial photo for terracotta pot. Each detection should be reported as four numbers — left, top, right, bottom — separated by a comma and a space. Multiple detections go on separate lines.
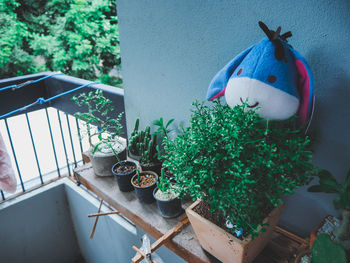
186, 200, 284, 263
309, 215, 339, 248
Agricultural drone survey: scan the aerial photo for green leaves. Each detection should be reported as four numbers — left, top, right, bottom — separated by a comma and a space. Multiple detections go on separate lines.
312, 233, 347, 263
163, 100, 316, 237
72, 89, 124, 159
152, 117, 175, 139
0, 0, 122, 86
157, 168, 172, 193
308, 169, 350, 210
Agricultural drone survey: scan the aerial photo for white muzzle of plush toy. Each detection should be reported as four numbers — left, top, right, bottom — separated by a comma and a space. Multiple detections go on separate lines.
225, 77, 300, 120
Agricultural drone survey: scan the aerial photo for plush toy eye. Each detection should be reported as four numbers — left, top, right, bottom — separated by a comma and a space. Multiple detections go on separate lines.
237, 68, 242, 75
267, 75, 276, 83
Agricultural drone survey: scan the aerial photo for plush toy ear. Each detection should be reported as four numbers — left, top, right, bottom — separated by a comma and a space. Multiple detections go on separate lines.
206, 45, 255, 101
290, 48, 314, 126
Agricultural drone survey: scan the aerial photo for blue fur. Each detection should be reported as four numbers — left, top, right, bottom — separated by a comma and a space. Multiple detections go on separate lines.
207, 37, 301, 100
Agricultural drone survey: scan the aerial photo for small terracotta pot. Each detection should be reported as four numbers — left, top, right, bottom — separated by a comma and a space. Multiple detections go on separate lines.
186, 200, 284, 263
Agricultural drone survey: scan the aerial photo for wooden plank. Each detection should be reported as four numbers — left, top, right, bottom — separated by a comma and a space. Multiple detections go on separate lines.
74, 163, 209, 263
74, 164, 308, 263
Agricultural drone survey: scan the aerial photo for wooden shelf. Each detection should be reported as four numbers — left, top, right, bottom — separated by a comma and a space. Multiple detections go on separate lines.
74, 164, 308, 263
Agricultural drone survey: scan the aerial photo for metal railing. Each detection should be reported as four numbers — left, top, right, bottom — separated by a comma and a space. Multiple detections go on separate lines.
0, 72, 126, 201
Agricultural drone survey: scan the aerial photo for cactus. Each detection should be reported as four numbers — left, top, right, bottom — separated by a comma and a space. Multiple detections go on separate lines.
311, 234, 347, 263
128, 119, 158, 164
140, 134, 158, 165
128, 119, 148, 156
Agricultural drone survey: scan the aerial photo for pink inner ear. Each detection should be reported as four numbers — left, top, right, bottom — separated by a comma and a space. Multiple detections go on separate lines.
210, 86, 227, 101
295, 59, 310, 125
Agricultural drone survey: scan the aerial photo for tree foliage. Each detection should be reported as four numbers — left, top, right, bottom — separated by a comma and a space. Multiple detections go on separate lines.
0, 0, 122, 87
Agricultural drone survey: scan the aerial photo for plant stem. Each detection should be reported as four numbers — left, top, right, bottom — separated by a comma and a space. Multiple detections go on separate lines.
334, 209, 350, 241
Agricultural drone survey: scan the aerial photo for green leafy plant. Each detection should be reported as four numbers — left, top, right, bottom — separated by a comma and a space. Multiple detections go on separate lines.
153, 117, 174, 139
308, 169, 350, 249
0, 0, 122, 86
163, 100, 317, 238
157, 168, 172, 194
72, 89, 124, 160
311, 233, 347, 263
153, 117, 175, 158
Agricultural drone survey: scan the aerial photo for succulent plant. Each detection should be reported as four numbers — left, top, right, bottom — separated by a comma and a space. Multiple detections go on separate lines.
128, 119, 158, 164
308, 169, 350, 249
311, 234, 347, 263
140, 133, 158, 165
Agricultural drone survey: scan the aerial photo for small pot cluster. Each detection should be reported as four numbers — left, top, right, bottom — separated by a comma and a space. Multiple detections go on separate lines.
74, 91, 330, 263
112, 159, 182, 218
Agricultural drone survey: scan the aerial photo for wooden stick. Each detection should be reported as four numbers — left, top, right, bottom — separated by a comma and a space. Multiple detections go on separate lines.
132, 216, 189, 263
90, 199, 103, 239
88, 211, 120, 217
132, 245, 147, 258
132, 246, 157, 263
275, 226, 308, 245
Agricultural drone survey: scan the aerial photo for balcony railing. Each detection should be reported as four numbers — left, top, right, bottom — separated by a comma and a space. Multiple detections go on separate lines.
0, 72, 126, 201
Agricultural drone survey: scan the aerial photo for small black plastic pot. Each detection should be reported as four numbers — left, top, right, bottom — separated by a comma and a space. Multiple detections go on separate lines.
140, 162, 162, 175
128, 149, 141, 161
112, 160, 137, 192
153, 188, 183, 218
131, 171, 158, 204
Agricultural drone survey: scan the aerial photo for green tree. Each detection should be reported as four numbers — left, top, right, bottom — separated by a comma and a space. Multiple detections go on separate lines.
0, 0, 122, 87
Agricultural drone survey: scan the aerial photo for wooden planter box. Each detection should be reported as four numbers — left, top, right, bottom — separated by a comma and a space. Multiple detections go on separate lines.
186, 200, 284, 263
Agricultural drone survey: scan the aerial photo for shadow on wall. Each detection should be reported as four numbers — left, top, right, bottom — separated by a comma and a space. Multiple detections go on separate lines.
279, 47, 350, 237
309, 47, 350, 176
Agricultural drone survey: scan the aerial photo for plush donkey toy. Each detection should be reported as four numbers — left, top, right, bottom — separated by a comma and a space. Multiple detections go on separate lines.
207, 21, 314, 126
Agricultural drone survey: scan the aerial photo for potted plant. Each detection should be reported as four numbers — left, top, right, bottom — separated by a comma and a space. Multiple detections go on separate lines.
111, 160, 137, 192
153, 169, 183, 218
128, 119, 161, 173
163, 100, 317, 263
308, 169, 350, 250
128, 118, 142, 161
153, 117, 176, 182
131, 169, 158, 204
72, 89, 126, 176
294, 233, 347, 263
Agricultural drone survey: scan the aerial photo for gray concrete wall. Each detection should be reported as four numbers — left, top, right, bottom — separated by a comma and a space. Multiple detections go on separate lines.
0, 179, 186, 263
65, 182, 139, 263
0, 183, 80, 263
117, 0, 350, 236
65, 181, 186, 263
